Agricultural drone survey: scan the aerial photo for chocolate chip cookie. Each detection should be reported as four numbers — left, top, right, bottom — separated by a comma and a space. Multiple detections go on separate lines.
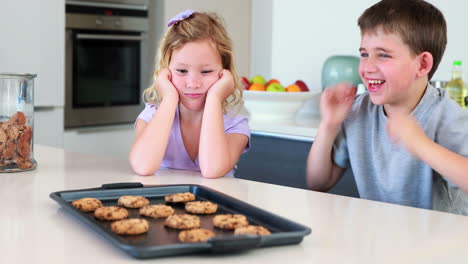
117, 195, 150, 208
185, 201, 218, 214
213, 214, 249, 230
164, 214, 200, 229
110, 218, 149, 235
94, 206, 129, 221
71, 198, 103, 212
139, 204, 174, 218
234, 225, 271, 236
178, 228, 215, 243
164, 192, 196, 203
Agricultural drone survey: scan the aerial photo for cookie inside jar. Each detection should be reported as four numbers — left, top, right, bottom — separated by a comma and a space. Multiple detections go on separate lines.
0, 111, 36, 172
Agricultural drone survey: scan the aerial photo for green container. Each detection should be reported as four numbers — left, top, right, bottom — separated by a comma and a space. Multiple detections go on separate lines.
321, 55, 361, 90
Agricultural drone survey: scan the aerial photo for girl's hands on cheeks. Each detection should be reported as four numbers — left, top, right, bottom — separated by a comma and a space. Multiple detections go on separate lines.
207, 69, 235, 102
386, 112, 429, 155
320, 82, 357, 130
156, 68, 179, 103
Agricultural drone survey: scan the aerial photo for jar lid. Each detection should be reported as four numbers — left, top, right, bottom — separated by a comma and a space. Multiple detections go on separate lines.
0, 73, 37, 80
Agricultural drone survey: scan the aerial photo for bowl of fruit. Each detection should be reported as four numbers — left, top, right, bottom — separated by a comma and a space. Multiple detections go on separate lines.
241, 75, 319, 121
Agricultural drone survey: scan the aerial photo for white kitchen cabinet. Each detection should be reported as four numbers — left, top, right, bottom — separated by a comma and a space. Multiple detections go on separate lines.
37, 0, 65, 107
35, 107, 64, 148
64, 124, 134, 160
0, 0, 65, 147
0, 0, 65, 107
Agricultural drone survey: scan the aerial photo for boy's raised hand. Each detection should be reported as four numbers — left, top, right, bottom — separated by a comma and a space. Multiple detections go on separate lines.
207, 69, 235, 102
156, 68, 179, 102
386, 112, 429, 155
320, 82, 357, 129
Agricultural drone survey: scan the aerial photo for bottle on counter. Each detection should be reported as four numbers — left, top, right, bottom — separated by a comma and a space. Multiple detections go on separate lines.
445, 60, 467, 108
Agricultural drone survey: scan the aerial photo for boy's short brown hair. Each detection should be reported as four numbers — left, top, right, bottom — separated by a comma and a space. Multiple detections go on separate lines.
358, 0, 446, 79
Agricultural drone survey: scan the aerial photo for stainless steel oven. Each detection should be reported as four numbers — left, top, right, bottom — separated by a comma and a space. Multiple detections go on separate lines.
65, 0, 149, 127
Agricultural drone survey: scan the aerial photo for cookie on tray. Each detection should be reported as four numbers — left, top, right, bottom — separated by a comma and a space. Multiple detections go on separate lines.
164, 214, 200, 229
71, 198, 103, 212
164, 192, 195, 203
185, 201, 218, 214
117, 195, 150, 208
94, 206, 129, 221
110, 218, 149, 235
178, 228, 215, 243
234, 225, 271, 236
139, 204, 174, 218
213, 214, 249, 230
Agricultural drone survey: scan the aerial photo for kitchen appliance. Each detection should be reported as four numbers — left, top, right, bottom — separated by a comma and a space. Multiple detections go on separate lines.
321, 55, 362, 90
65, 0, 149, 127
50, 183, 311, 259
0, 73, 37, 172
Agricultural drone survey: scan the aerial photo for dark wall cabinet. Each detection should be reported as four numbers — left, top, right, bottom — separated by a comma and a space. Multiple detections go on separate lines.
235, 134, 359, 198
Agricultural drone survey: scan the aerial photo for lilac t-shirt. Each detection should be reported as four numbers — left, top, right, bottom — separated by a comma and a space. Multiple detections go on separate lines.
136, 103, 250, 176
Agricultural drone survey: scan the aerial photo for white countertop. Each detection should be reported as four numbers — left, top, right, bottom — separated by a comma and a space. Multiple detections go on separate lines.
2, 145, 468, 263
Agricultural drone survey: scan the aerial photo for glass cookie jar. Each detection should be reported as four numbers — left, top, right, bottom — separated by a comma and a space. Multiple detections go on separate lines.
0, 73, 37, 172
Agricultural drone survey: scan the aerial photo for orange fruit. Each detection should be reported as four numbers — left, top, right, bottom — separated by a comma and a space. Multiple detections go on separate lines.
286, 84, 301, 92
265, 79, 280, 87
249, 83, 266, 91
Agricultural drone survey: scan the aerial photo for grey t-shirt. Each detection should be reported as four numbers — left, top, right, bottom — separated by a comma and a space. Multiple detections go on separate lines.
333, 85, 468, 214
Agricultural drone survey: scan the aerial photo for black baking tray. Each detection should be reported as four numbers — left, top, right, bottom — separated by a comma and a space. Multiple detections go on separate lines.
50, 182, 311, 259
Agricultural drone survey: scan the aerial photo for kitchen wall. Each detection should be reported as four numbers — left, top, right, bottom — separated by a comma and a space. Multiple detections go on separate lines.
252, 0, 468, 89
147, 0, 251, 77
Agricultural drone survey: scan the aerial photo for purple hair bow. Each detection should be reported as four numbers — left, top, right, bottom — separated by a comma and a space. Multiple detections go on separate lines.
167, 9, 195, 27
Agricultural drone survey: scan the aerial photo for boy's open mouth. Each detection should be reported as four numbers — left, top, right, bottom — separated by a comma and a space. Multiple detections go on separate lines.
367, 79, 385, 93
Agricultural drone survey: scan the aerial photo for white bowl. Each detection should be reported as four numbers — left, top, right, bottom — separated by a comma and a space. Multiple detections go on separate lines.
243, 90, 320, 121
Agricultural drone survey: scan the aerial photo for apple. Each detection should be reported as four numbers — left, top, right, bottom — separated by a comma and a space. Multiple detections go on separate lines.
266, 82, 285, 92
252, 75, 267, 86
286, 84, 301, 92
295, 80, 309, 92
240, 76, 251, 90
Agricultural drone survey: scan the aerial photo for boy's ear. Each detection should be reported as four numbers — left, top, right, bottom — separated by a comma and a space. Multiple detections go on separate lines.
416, 51, 433, 78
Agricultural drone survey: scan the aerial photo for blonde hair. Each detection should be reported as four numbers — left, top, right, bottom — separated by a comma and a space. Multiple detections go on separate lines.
143, 11, 243, 112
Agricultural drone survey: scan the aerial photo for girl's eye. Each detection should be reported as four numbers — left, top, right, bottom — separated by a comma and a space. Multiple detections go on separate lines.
176, 69, 187, 74
360, 52, 368, 58
201, 70, 213, 74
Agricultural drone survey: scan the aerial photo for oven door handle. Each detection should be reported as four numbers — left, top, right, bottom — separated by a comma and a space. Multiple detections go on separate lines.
76, 34, 144, 41
66, 0, 147, 11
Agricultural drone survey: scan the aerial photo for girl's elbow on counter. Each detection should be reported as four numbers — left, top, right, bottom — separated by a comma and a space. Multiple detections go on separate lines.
131, 165, 158, 176
129, 158, 159, 176
200, 166, 228, 179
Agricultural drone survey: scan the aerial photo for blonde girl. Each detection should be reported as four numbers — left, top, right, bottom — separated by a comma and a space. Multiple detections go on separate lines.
129, 10, 250, 178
